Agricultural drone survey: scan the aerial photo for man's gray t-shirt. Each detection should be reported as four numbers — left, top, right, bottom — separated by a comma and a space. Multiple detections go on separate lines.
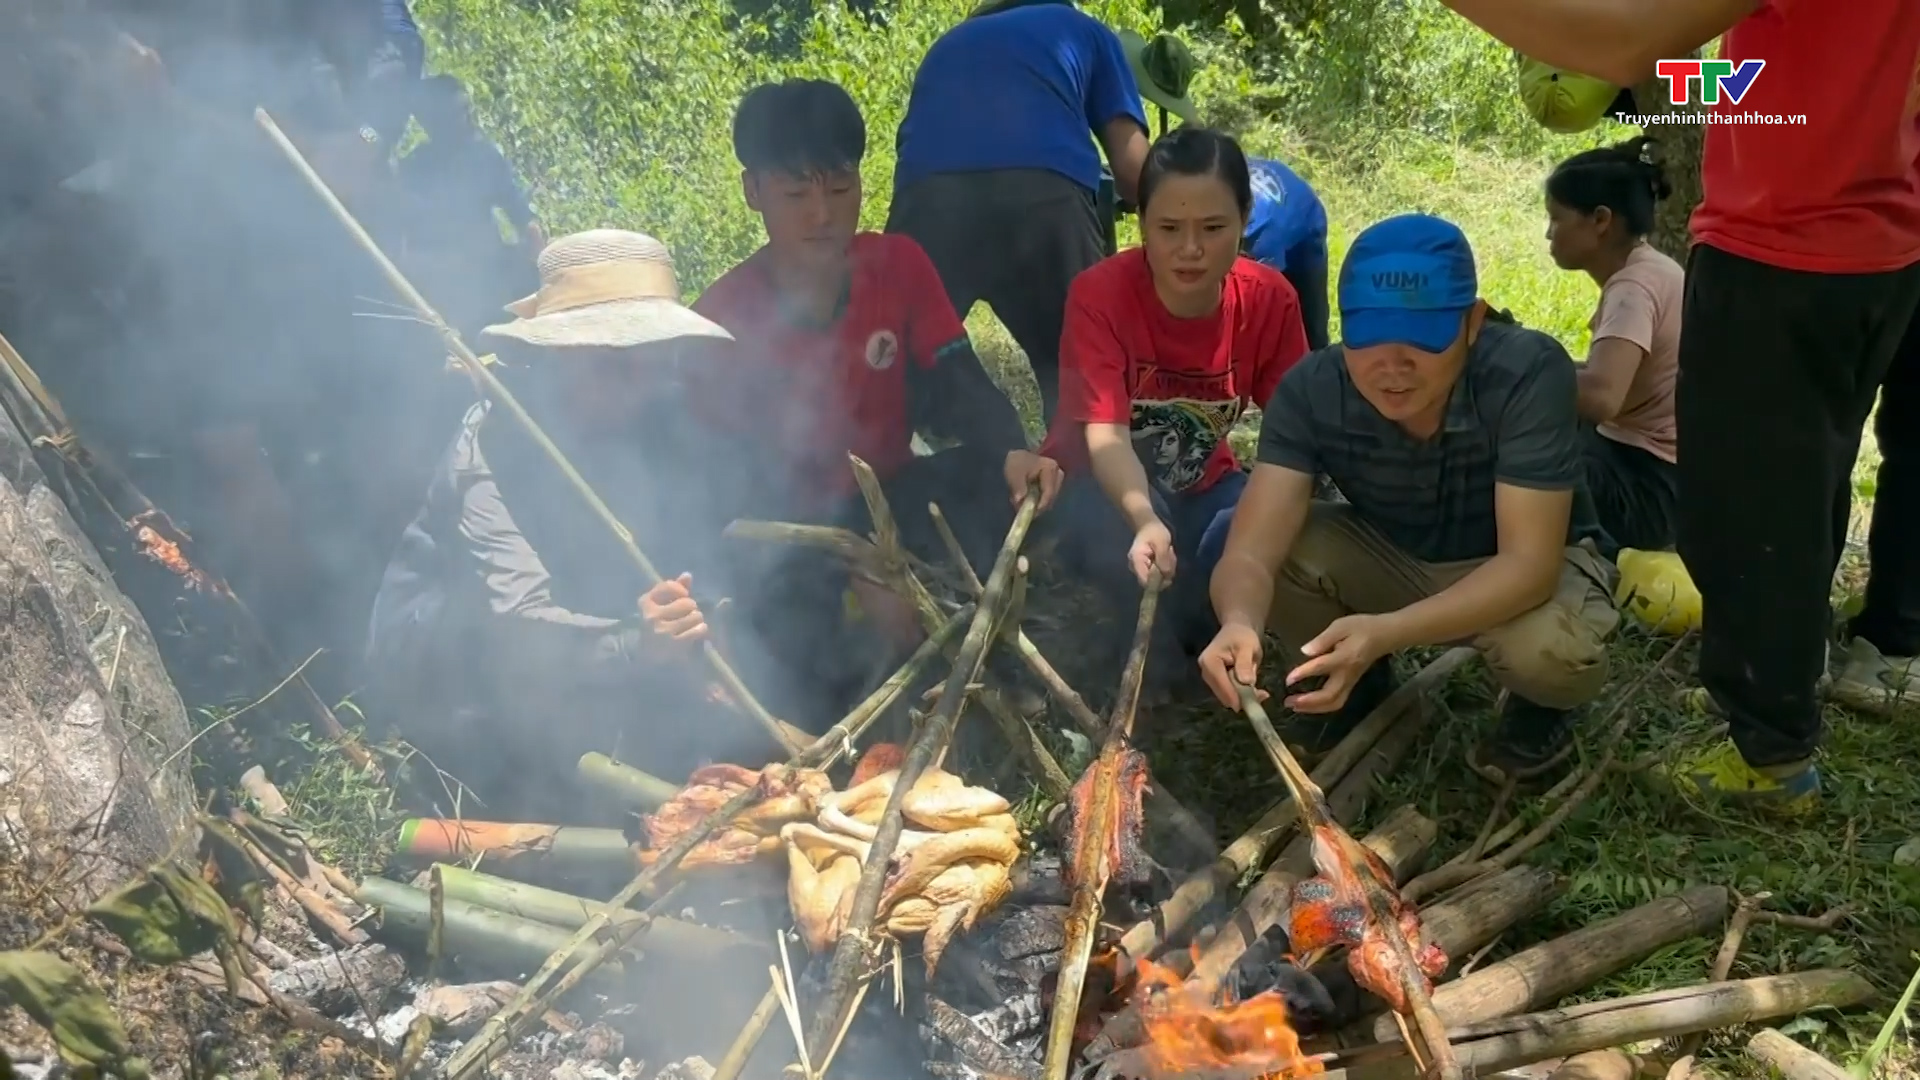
1256, 319, 1602, 564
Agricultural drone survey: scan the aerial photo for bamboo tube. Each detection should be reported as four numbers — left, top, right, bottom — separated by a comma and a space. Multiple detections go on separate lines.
1546, 1050, 1637, 1080
577, 754, 680, 811
1371, 884, 1731, 1041
1100, 971, 1874, 1080
356, 877, 628, 991
1113, 647, 1477, 968
1043, 571, 1163, 1080
254, 107, 799, 759
430, 863, 759, 962
394, 819, 634, 879
1746, 1028, 1852, 1080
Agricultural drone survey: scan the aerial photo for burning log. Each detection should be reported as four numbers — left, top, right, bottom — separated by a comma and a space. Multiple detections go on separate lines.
1236, 687, 1458, 1080
1370, 884, 1730, 1040
1087, 809, 1437, 1062
413, 981, 521, 1036
802, 486, 1042, 1070
1043, 571, 1165, 1080
1745, 1028, 1852, 1080
927, 996, 1046, 1080
258, 107, 800, 760
1112, 649, 1476, 971
577, 753, 680, 811
263, 943, 408, 1014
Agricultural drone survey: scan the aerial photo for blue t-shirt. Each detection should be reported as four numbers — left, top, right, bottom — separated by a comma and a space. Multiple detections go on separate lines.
1244, 156, 1328, 272
893, 5, 1147, 194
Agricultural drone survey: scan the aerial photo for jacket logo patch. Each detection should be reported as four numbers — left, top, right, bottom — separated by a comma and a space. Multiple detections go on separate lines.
865, 329, 900, 370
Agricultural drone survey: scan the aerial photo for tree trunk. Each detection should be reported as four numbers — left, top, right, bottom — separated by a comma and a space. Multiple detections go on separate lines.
0, 398, 198, 901
1631, 76, 1706, 262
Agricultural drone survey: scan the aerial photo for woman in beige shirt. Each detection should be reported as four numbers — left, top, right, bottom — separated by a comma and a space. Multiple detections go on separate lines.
1546, 137, 1683, 553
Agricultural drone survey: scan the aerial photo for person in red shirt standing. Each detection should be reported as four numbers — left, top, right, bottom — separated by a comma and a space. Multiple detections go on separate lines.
1044, 126, 1310, 689
1438, 0, 1920, 811
693, 79, 1063, 724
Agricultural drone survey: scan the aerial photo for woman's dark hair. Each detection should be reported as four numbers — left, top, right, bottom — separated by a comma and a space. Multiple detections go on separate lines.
1545, 135, 1672, 238
1137, 126, 1253, 218
731, 79, 866, 177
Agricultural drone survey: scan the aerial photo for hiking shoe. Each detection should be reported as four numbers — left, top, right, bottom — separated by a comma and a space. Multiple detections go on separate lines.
1469, 695, 1576, 782
1665, 740, 1821, 817
1829, 637, 1920, 718
1284, 659, 1398, 754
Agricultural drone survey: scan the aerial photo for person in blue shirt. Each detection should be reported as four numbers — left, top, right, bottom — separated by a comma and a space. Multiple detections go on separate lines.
1244, 156, 1331, 349
886, 0, 1151, 425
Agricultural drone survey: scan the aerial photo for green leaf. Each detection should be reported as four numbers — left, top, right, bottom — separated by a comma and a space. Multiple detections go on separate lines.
0, 951, 150, 1079
1851, 953, 1920, 1080
85, 865, 237, 967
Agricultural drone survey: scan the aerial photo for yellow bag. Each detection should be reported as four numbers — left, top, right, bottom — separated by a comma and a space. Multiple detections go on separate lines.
1614, 548, 1702, 635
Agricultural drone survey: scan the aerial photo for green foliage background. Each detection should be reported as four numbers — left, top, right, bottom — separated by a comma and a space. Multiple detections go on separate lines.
409, 0, 1579, 301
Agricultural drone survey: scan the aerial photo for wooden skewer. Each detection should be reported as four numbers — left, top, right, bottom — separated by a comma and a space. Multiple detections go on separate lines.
1237, 684, 1461, 1080
1041, 570, 1165, 1080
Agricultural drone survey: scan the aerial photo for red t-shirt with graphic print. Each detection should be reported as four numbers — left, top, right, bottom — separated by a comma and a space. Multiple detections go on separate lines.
1043, 250, 1308, 494
693, 233, 967, 507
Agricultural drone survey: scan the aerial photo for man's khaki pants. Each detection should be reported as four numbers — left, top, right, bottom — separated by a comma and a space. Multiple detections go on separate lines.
1268, 502, 1621, 710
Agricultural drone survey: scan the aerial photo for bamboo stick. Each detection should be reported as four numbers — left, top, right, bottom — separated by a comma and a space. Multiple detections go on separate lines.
1238, 685, 1459, 1080
925, 499, 1216, 858
1547, 1050, 1638, 1080
254, 107, 800, 759
1042, 570, 1164, 1080
1111, 648, 1476, 970
576, 754, 680, 811
802, 488, 1041, 1066
793, 606, 972, 769
714, 985, 783, 1080
1373, 885, 1731, 1041
1746, 1028, 1852, 1080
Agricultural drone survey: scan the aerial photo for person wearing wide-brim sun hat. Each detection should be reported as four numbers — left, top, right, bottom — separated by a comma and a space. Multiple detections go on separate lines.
365, 229, 784, 819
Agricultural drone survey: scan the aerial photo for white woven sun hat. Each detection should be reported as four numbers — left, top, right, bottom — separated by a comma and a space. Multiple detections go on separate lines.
482, 229, 732, 349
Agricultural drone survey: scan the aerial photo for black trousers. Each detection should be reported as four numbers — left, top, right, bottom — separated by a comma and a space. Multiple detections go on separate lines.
1850, 308, 1920, 658
887, 169, 1107, 427
1281, 252, 1332, 352
1677, 244, 1920, 766
1581, 425, 1678, 555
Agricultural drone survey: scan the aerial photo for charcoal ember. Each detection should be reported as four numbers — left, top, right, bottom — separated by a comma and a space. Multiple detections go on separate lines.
993, 905, 1069, 960
928, 1064, 1039, 1080
1009, 852, 1068, 905
968, 991, 1045, 1043
920, 996, 1041, 1080
1226, 926, 1347, 1035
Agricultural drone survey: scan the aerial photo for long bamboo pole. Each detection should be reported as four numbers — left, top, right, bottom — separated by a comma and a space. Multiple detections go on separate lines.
252, 107, 801, 760
1042, 571, 1163, 1080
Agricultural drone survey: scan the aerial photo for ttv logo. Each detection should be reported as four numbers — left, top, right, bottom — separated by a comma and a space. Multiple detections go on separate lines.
1656, 58, 1766, 106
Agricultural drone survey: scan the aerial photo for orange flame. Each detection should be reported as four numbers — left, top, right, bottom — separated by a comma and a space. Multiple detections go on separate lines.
1131, 949, 1326, 1080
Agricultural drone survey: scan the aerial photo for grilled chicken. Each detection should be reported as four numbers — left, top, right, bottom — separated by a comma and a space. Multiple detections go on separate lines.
1287, 825, 1446, 1015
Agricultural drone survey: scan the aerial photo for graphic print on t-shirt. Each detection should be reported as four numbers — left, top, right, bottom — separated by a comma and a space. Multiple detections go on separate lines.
1130, 385, 1244, 492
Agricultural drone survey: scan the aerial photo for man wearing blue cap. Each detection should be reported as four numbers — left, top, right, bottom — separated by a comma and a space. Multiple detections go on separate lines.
1198, 214, 1619, 778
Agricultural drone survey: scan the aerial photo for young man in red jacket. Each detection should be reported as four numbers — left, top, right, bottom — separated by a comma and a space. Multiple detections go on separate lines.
1439, 0, 1920, 812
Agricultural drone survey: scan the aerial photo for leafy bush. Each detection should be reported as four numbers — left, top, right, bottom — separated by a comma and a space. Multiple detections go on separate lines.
413, 0, 1552, 294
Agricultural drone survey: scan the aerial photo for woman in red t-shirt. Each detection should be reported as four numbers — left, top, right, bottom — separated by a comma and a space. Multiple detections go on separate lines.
1043, 126, 1311, 670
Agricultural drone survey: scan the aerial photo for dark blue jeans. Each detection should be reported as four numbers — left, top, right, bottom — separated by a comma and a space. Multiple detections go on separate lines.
1053, 468, 1250, 678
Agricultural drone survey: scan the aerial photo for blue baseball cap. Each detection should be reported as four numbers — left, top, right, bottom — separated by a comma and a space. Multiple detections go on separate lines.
1338, 214, 1479, 353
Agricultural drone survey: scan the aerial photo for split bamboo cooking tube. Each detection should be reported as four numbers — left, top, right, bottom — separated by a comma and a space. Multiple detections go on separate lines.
1042, 570, 1164, 1080
252, 107, 802, 760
